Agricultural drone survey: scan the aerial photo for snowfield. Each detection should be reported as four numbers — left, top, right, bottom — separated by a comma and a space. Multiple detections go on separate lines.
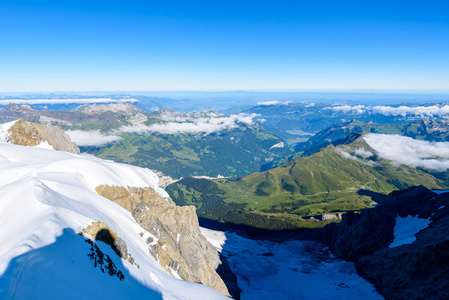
0, 136, 226, 299
201, 227, 382, 300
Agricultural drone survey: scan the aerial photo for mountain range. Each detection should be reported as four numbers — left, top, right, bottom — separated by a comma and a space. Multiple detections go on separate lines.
166, 135, 448, 231
1, 97, 449, 299
0, 103, 290, 179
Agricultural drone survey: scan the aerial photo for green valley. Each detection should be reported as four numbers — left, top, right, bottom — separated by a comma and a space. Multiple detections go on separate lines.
166, 137, 448, 231
82, 125, 289, 179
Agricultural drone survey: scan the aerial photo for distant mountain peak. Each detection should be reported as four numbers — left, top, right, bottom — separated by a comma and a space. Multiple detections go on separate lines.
77, 102, 143, 114
3, 103, 35, 113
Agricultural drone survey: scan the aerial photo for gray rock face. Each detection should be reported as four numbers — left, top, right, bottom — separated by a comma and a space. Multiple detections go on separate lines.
96, 184, 240, 299
7, 119, 80, 153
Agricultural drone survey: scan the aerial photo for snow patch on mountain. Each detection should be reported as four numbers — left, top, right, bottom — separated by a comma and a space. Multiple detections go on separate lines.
389, 216, 431, 248
431, 190, 449, 194
200, 227, 227, 251
0, 120, 17, 141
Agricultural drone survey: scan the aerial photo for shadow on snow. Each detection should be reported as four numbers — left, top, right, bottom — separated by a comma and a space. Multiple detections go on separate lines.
0, 228, 162, 300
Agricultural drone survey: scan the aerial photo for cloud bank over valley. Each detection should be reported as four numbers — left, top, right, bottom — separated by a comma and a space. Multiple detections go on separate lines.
66, 130, 122, 147
67, 112, 260, 146
363, 133, 449, 171
257, 101, 293, 106
0, 98, 138, 105
328, 104, 449, 118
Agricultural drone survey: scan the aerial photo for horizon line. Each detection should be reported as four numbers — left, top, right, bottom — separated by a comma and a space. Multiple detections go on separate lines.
1, 89, 449, 96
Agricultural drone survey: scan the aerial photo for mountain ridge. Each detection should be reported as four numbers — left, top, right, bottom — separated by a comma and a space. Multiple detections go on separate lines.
167, 137, 448, 230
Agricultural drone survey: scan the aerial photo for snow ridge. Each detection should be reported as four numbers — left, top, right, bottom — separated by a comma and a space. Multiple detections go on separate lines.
0, 139, 225, 299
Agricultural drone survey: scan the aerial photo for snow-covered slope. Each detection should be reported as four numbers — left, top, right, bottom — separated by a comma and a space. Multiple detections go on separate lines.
0, 120, 16, 141
0, 139, 226, 299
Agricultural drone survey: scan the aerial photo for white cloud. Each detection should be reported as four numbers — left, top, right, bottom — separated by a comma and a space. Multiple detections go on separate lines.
119, 112, 258, 135
337, 148, 376, 166
329, 105, 366, 114
257, 101, 293, 106
327, 104, 449, 118
354, 148, 374, 158
364, 133, 449, 171
0, 98, 138, 105
67, 111, 260, 145
66, 130, 122, 147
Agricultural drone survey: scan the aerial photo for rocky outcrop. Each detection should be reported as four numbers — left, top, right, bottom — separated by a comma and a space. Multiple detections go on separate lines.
80, 221, 135, 266
317, 186, 449, 299
7, 119, 80, 153
96, 184, 240, 299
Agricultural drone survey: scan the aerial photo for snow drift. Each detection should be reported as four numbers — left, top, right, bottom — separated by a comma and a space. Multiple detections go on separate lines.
0, 137, 226, 299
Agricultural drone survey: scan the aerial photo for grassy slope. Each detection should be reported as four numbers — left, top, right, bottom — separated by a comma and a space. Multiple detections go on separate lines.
167, 140, 448, 230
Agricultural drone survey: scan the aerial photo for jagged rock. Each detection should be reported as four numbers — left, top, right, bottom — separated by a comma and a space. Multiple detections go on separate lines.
7, 119, 80, 153
316, 186, 449, 299
316, 186, 435, 261
96, 184, 240, 299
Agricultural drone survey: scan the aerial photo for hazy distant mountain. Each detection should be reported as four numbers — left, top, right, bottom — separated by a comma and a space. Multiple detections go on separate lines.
0, 94, 164, 112
0, 103, 290, 179
238, 101, 449, 144
295, 118, 449, 155
81, 109, 290, 179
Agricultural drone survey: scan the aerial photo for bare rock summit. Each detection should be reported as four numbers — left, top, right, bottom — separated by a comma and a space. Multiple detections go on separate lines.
7, 118, 80, 153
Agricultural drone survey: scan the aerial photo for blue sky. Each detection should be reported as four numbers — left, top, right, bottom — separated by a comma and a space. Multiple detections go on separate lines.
1, 0, 448, 92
